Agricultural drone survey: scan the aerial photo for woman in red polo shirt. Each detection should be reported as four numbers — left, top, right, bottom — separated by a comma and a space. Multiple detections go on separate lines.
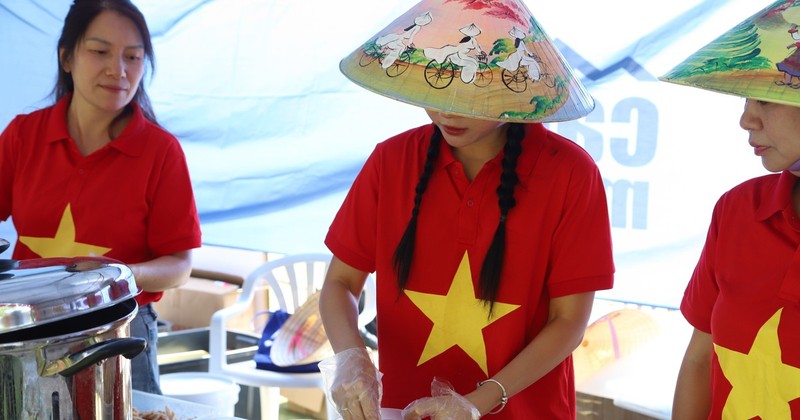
661, 2, 800, 418
0, 0, 201, 394
317, 0, 615, 418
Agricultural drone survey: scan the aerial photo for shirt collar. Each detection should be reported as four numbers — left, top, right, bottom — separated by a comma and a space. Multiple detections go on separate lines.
435, 122, 544, 189
755, 170, 797, 221
44, 94, 148, 157
43, 95, 71, 144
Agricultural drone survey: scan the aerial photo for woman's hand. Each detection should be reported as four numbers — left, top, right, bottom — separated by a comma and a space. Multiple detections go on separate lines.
319, 347, 382, 420
401, 378, 480, 420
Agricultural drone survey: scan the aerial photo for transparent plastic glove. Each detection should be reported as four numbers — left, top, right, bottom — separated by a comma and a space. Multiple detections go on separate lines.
318, 347, 382, 420
401, 377, 481, 420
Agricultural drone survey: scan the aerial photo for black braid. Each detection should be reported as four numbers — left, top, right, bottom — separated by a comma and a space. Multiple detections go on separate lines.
480, 123, 524, 315
393, 126, 443, 292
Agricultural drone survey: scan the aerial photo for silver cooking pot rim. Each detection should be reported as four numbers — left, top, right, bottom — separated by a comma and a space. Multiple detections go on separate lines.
0, 255, 139, 336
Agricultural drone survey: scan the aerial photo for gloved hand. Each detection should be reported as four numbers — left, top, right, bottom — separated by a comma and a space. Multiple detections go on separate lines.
401, 377, 481, 420
318, 347, 382, 420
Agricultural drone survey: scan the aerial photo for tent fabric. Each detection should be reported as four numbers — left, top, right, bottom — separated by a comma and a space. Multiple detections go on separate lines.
0, 0, 773, 308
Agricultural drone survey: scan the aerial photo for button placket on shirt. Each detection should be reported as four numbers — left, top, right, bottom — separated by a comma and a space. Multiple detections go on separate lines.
67, 151, 104, 200
66, 163, 88, 199
450, 162, 493, 246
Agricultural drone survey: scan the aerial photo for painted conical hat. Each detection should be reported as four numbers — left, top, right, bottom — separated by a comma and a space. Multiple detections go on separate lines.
270, 290, 333, 367
660, 0, 800, 107
339, 0, 595, 122
572, 309, 661, 386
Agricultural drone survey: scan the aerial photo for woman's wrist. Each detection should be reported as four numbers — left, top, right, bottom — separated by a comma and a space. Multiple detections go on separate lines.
128, 263, 142, 287
466, 378, 507, 415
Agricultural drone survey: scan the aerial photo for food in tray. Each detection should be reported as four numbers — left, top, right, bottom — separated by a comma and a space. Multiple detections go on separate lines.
132, 406, 186, 420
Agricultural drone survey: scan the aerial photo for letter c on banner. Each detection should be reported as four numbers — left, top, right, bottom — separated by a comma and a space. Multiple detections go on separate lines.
611, 98, 658, 167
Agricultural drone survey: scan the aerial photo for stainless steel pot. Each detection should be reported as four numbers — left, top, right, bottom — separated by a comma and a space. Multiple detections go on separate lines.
0, 253, 143, 420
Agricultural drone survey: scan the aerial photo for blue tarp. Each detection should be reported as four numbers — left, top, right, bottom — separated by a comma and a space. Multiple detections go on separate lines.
0, 0, 773, 307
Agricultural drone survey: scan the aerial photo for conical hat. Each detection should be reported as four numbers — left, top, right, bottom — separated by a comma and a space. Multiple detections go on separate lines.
270, 290, 333, 367
572, 309, 661, 386
660, 0, 800, 107
339, 0, 595, 122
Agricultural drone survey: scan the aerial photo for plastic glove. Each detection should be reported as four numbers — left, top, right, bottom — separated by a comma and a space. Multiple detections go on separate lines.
401, 377, 481, 420
318, 347, 382, 420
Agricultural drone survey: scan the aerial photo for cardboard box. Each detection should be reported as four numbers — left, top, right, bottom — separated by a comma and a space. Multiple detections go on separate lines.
577, 392, 661, 420
280, 387, 327, 420
152, 244, 273, 332
190, 244, 269, 285
153, 276, 269, 332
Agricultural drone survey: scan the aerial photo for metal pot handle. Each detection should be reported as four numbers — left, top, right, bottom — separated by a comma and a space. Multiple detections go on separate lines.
53, 337, 147, 377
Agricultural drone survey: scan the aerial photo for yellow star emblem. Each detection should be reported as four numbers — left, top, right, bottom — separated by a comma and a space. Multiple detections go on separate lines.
716, 308, 800, 418
19, 204, 111, 258
405, 251, 520, 375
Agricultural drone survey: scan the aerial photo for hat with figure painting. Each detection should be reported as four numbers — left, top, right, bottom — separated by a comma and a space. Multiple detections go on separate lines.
339, 0, 594, 123
660, 0, 800, 107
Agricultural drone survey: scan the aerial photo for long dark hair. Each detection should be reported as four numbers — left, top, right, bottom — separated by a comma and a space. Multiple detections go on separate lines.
393, 123, 525, 315
54, 0, 157, 124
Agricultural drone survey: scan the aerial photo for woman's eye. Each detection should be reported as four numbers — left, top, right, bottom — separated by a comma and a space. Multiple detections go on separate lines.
90, 49, 107, 55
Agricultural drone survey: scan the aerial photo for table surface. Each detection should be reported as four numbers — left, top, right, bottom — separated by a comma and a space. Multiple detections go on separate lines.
575, 306, 692, 420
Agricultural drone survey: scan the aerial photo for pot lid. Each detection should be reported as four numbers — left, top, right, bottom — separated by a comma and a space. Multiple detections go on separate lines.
0, 255, 138, 335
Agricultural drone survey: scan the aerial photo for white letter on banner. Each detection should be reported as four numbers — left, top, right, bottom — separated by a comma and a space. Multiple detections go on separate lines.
610, 98, 658, 167
603, 178, 649, 229
557, 102, 604, 161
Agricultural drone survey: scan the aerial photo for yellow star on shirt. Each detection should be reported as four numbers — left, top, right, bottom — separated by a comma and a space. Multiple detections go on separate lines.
405, 251, 520, 375
716, 308, 800, 418
19, 204, 111, 258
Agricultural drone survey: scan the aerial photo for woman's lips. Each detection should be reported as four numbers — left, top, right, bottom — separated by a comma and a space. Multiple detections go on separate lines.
754, 145, 768, 156
100, 84, 127, 93
442, 125, 466, 136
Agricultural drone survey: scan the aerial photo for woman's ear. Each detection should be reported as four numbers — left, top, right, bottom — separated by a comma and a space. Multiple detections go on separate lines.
59, 48, 71, 73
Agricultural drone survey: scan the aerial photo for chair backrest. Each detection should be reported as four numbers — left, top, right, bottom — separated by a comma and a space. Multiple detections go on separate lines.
246, 253, 331, 313
239, 253, 376, 328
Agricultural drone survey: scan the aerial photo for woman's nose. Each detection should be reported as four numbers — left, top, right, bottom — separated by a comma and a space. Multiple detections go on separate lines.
739, 99, 761, 132
106, 57, 127, 79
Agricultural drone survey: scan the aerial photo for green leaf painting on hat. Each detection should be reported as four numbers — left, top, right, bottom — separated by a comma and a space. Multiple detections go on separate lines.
661, 0, 800, 107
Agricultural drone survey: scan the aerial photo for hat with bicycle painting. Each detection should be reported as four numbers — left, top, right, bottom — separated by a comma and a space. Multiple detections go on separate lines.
660, 0, 800, 107
339, 0, 594, 123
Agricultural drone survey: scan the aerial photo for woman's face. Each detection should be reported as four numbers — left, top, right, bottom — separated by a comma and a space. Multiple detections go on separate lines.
425, 110, 508, 157
62, 10, 145, 116
740, 99, 800, 173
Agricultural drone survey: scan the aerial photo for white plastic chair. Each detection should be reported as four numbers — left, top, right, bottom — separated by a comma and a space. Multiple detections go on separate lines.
208, 253, 377, 420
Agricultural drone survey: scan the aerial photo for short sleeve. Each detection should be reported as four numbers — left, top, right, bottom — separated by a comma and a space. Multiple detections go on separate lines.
146, 138, 202, 256
547, 150, 615, 297
680, 199, 723, 332
325, 145, 382, 273
0, 117, 20, 221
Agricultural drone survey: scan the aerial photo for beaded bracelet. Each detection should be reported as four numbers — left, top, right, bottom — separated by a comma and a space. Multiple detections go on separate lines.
476, 378, 508, 414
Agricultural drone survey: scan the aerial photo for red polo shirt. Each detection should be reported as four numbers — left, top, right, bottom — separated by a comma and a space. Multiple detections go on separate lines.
326, 123, 614, 417
682, 170, 800, 418
0, 96, 202, 305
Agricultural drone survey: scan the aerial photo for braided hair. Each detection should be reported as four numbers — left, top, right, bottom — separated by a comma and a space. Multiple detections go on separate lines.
393, 126, 442, 292
393, 123, 525, 315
